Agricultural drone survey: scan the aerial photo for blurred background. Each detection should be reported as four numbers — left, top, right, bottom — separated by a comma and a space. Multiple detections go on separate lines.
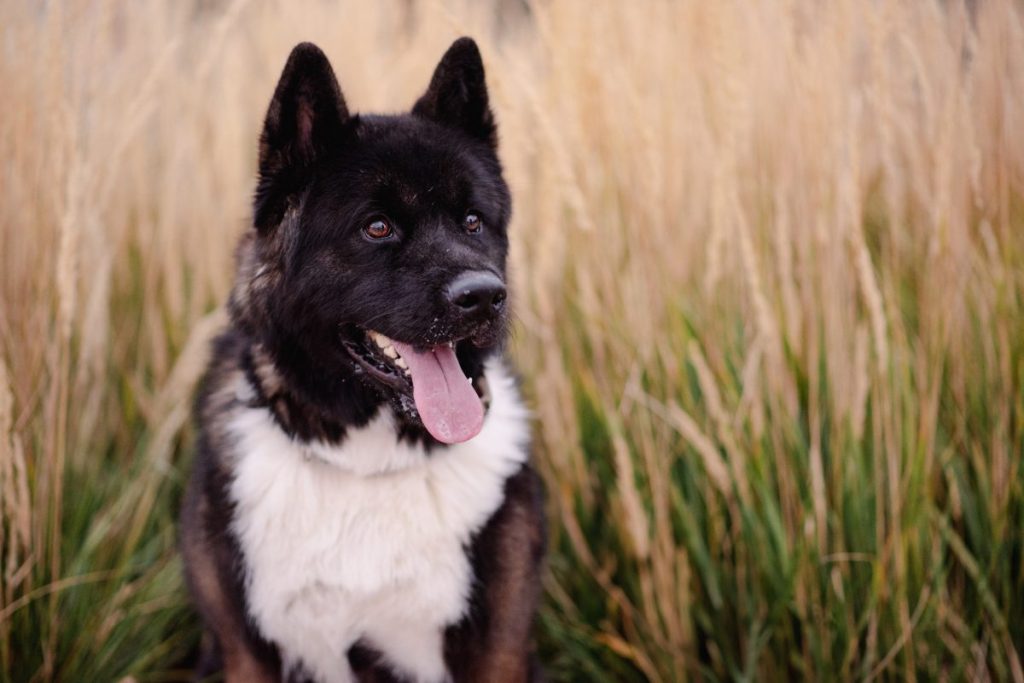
2, 0, 1023, 680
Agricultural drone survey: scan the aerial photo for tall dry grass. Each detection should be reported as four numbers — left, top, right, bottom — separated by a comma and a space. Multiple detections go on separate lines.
1, 0, 1023, 680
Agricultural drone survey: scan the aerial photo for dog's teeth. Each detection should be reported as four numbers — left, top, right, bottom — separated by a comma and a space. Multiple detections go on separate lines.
395, 357, 408, 369
370, 331, 391, 349
382, 345, 397, 359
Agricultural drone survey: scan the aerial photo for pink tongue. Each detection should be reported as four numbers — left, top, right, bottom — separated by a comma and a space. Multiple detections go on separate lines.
391, 341, 484, 444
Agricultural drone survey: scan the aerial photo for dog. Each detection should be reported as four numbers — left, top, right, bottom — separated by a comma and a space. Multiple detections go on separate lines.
179, 38, 545, 683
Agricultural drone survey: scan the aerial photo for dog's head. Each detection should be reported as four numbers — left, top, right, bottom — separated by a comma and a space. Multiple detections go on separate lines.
233, 38, 511, 445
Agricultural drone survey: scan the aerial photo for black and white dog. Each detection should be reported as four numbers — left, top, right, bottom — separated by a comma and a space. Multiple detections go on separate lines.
180, 38, 545, 683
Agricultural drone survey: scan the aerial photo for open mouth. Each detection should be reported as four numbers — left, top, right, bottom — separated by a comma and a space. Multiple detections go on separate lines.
342, 328, 490, 444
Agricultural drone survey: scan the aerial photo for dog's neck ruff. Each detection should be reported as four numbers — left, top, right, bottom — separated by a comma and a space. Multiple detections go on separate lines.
226, 357, 529, 683
241, 339, 492, 448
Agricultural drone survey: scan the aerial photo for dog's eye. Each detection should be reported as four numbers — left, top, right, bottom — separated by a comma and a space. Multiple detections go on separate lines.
464, 213, 482, 234
364, 219, 393, 240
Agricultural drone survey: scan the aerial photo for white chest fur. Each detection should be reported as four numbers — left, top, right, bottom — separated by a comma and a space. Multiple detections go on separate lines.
227, 360, 529, 683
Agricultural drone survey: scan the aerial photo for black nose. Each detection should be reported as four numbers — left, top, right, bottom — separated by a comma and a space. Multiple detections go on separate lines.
446, 270, 507, 320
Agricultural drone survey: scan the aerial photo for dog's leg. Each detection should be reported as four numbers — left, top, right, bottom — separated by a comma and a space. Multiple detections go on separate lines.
183, 529, 279, 682
193, 630, 221, 680
444, 464, 547, 683
182, 479, 281, 683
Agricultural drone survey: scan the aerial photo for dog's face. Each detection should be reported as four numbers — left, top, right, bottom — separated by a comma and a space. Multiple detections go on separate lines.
239, 39, 511, 444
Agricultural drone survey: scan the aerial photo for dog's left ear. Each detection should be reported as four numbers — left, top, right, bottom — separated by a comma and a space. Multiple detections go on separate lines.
256, 42, 350, 231
413, 37, 496, 148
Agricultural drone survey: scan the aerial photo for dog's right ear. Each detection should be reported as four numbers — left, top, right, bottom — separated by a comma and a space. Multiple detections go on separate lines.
255, 42, 349, 231
413, 37, 495, 148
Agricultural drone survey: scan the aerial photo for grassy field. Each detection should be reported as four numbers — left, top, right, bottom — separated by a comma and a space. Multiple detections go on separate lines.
2, 0, 1023, 680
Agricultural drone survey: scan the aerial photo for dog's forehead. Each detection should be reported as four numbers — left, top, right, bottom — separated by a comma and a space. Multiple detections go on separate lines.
351, 117, 488, 197
372, 165, 456, 207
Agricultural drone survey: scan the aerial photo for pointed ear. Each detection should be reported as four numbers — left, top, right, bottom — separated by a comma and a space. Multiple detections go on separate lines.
255, 42, 349, 230
412, 37, 496, 147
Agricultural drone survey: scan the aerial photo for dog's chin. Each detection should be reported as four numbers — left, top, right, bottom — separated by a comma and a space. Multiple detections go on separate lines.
339, 325, 494, 442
